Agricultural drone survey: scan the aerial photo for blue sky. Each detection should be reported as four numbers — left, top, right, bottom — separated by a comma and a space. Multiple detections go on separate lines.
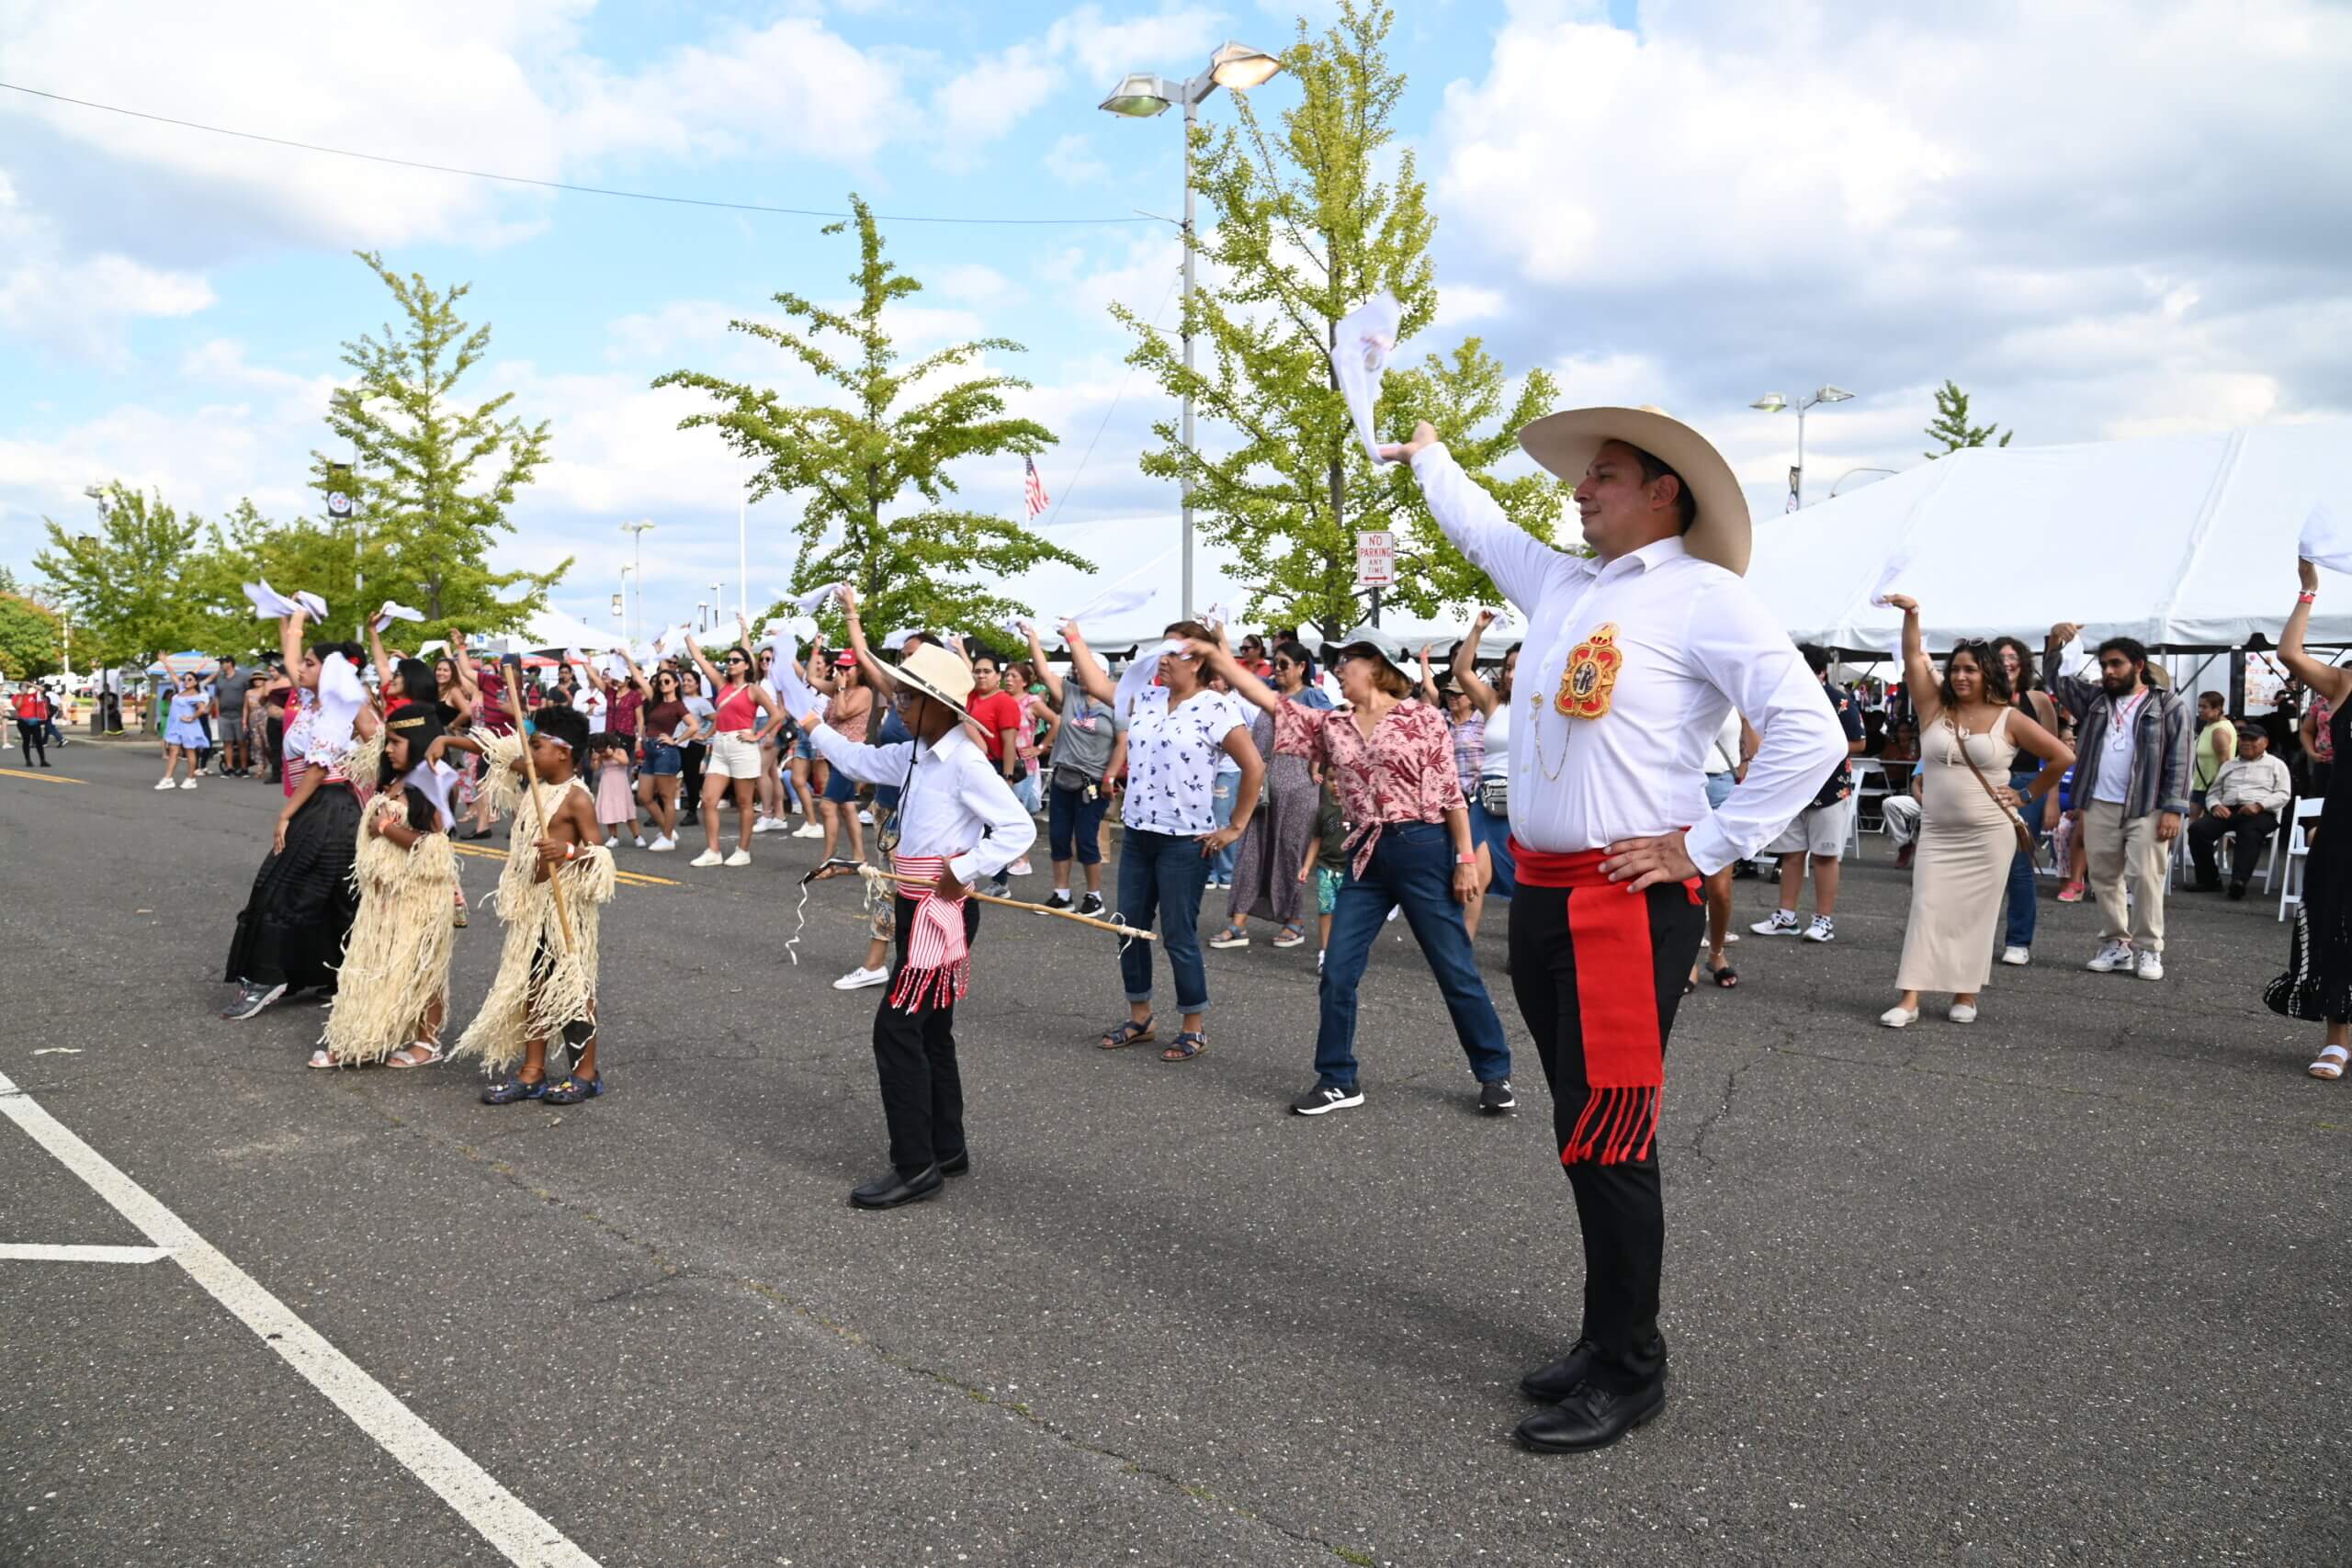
5, 0, 2348, 643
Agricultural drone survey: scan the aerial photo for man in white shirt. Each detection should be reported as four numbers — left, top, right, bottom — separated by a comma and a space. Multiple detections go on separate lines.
1388, 407, 1846, 1456
791, 613, 1035, 1212
2187, 728, 2293, 898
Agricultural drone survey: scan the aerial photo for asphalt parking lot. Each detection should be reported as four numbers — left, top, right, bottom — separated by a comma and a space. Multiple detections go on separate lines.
3, 739, 2346, 1566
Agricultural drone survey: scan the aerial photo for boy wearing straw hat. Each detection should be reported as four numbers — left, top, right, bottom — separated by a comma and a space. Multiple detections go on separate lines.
1385, 409, 1848, 1454
782, 592, 1035, 1211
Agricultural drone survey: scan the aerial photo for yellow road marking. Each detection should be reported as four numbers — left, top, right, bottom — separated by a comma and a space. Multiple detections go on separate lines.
0, 766, 85, 784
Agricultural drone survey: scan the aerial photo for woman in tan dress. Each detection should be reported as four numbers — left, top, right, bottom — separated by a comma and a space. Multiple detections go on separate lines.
1880, 597, 2074, 1027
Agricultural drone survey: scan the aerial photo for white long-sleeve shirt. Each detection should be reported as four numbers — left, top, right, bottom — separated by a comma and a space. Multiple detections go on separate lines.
808, 722, 1035, 886
1409, 442, 1848, 874
2205, 752, 2291, 814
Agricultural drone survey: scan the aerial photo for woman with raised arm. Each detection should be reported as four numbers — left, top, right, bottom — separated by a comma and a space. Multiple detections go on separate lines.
811, 649, 875, 864
2266, 558, 2352, 1078
633, 664, 691, 852
1197, 637, 1516, 1118
223, 606, 380, 1021
1211, 638, 1326, 953
1063, 618, 1261, 1064
1022, 621, 1121, 915
1877, 596, 2073, 1029
684, 632, 783, 868
1452, 610, 1521, 941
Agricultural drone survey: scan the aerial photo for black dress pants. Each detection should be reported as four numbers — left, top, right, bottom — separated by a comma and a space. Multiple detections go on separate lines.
1507, 880, 1704, 1393
2188, 807, 2274, 886
872, 894, 982, 1174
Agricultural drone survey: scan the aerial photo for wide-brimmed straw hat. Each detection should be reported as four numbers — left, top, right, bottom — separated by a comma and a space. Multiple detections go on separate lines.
890, 641, 978, 712
1516, 405, 1752, 577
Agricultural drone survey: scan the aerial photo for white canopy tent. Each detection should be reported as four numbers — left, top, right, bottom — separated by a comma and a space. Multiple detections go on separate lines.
1745, 419, 2352, 658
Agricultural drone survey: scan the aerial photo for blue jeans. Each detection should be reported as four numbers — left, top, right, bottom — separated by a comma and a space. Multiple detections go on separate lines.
1469, 795, 1516, 899
1314, 821, 1511, 1091
1208, 775, 1239, 882
2003, 768, 2041, 949
1118, 829, 1212, 1014
1047, 780, 1110, 864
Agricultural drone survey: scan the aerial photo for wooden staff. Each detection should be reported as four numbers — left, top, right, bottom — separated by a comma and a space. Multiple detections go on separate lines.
504, 654, 579, 953
855, 865, 1156, 941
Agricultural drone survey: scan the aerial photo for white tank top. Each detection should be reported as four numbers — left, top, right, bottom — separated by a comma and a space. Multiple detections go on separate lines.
1480, 694, 1512, 777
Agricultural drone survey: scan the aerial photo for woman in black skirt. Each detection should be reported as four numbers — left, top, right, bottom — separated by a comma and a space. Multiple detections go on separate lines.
223, 606, 378, 1021
2266, 557, 2352, 1078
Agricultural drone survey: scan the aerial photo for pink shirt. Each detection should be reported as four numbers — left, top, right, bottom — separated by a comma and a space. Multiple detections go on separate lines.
1272, 697, 1464, 876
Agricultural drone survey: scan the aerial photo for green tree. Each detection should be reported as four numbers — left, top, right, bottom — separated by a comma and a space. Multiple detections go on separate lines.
1113, 0, 1560, 640
0, 565, 19, 595
1923, 379, 2012, 458
32, 484, 234, 665
0, 592, 62, 680
320, 251, 563, 643
654, 195, 1089, 640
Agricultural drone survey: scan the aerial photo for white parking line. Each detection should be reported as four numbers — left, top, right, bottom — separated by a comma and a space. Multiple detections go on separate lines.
0, 1243, 173, 1263
0, 1068, 601, 1568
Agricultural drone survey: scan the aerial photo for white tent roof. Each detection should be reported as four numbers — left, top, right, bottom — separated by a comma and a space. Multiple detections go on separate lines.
514, 605, 620, 653
1746, 420, 2352, 655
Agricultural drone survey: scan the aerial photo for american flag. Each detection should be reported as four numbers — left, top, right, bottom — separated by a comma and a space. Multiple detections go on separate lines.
1023, 456, 1050, 519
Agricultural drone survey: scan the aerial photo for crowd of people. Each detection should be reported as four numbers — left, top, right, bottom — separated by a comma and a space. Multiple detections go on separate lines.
163, 396, 2346, 1460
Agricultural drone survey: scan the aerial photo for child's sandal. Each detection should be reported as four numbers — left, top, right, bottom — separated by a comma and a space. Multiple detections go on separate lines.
481, 1075, 547, 1105
543, 1073, 605, 1105
1159, 1031, 1208, 1063
386, 1041, 445, 1069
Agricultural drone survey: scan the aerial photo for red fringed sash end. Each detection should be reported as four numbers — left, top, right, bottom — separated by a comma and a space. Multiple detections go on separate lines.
1561, 1085, 1661, 1168
887, 955, 970, 1013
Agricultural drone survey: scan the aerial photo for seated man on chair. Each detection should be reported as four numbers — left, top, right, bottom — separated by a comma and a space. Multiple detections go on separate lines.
2188, 728, 2293, 899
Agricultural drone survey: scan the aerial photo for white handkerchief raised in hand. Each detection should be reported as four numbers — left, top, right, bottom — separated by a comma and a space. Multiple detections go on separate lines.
1114, 638, 1187, 716
1484, 604, 1517, 629
1000, 615, 1033, 644
1068, 582, 1156, 624
1869, 549, 1915, 607
792, 582, 846, 615
2055, 636, 2097, 681
787, 615, 820, 643
406, 759, 458, 832
2299, 503, 2352, 576
1330, 292, 1403, 465
373, 601, 425, 634
881, 628, 913, 653
244, 580, 304, 620
296, 591, 330, 623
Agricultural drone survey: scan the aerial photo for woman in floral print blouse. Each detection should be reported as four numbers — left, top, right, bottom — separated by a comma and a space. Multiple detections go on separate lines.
1198, 637, 1515, 1120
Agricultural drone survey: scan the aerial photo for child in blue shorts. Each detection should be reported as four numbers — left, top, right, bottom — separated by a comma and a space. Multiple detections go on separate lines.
1299, 781, 1352, 974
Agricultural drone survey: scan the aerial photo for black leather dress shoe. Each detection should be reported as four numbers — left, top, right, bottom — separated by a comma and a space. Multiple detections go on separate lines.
1514, 1378, 1666, 1453
938, 1149, 971, 1177
1519, 1340, 1599, 1404
849, 1165, 943, 1210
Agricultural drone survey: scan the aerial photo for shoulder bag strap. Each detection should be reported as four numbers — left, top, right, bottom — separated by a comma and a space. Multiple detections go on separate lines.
1948, 713, 2035, 854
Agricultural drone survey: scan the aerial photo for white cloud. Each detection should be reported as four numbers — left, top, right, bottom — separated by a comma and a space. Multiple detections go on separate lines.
0, 172, 214, 361
1046, 4, 1229, 85
1043, 133, 1112, 186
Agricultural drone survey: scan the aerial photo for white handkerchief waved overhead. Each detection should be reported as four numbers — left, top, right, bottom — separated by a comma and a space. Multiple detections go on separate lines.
243, 580, 305, 620
793, 582, 846, 615
373, 601, 425, 634
2299, 503, 2352, 576
1330, 292, 1404, 466
1114, 638, 1187, 716
296, 591, 330, 623
1869, 549, 1916, 607
309, 653, 368, 760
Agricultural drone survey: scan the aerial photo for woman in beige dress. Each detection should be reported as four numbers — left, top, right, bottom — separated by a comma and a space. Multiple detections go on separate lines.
1880, 596, 2074, 1027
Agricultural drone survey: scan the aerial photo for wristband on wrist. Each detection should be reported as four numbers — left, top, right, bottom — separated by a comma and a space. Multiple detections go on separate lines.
1454, 852, 1476, 865
2300, 591, 2318, 604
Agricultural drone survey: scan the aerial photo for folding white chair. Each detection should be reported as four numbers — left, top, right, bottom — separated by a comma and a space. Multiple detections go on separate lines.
2278, 796, 2325, 922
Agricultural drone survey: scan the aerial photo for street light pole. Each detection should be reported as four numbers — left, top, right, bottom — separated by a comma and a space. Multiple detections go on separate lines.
1101, 40, 1283, 622
619, 521, 655, 647
1750, 385, 1855, 510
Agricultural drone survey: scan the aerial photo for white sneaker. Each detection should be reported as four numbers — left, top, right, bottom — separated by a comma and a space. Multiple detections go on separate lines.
632, 835, 646, 849
793, 823, 823, 839
1948, 1002, 1978, 1023
179, 778, 198, 790
1751, 909, 1801, 937
2135, 950, 2165, 981
605, 834, 618, 848
154, 777, 177, 790
1999, 945, 2030, 966
1008, 858, 1033, 877
690, 849, 724, 867
648, 835, 675, 852
1879, 1006, 1919, 1029
833, 964, 890, 991
752, 816, 783, 834
2086, 940, 2132, 973
858, 809, 874, 825
1803, 916, 1836, 943
724, 848, 752, 867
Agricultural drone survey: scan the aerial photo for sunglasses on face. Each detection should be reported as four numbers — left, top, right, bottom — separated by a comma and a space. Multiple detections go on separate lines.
726, 655, 749, 666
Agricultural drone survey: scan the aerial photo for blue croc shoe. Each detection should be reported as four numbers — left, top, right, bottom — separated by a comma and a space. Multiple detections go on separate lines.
481, 1075, 548, 1105
542, 1074, 605, 1106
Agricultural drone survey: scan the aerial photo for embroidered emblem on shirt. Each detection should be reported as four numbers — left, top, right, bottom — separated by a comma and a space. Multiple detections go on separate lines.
1557, 624, 1623, 721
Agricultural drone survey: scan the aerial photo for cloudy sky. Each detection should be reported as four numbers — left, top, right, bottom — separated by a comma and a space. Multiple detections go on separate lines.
3, 0, 2347, 640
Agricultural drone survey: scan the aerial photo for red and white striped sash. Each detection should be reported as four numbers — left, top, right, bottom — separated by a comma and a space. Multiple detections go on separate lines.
887, 852, 972, 1012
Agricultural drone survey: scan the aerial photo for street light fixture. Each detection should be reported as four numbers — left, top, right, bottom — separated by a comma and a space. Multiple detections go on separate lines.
619, 520, 655, 646
1100, 39, 1283, 618
1750, 385, 1856, 510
